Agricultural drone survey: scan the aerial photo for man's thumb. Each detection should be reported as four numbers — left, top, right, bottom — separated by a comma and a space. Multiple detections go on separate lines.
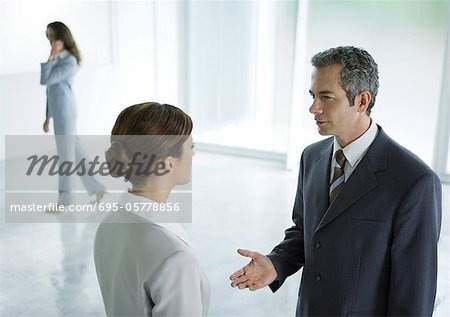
237, 248, 256, 259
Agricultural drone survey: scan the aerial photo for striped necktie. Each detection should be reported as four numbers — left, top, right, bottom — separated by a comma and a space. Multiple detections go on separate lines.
329, 149, 347, 203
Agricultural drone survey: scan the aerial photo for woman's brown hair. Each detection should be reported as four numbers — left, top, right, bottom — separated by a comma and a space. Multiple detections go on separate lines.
105, 102, 193, 185
46, 21, 82, 65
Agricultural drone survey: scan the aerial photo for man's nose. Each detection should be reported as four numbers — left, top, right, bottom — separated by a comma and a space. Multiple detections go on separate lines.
309, 100, 323, 114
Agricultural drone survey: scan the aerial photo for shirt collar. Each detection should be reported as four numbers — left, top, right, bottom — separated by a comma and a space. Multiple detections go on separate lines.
333, 120, 378, 167
57, 50, 69, 59
118, 191, 192, 246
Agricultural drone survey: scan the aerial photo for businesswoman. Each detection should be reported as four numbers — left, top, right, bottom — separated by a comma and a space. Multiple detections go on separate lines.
40, 21, 105, 206
94, 102, 210, 316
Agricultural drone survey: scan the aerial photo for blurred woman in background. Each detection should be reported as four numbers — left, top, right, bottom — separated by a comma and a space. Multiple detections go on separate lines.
40, 21, 105, 206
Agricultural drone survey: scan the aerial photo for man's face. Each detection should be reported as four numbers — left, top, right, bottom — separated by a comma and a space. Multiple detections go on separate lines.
309, 64, 361, 143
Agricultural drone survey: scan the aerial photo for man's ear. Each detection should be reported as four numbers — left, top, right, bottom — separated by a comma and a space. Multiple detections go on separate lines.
354, 91, 371, 113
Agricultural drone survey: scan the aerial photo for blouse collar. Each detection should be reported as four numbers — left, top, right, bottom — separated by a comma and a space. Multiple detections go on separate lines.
117, 191, 192, 246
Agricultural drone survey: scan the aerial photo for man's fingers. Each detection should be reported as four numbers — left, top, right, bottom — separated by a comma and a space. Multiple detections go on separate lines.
231, 274, 250, 288
240, 279, 261, 290
230, 268, 245, 281
250, 280, 266, 291
231, 249, 265, 291
237, 248, 257, 259
237, 279, 252, 289
231, 275, 249, 289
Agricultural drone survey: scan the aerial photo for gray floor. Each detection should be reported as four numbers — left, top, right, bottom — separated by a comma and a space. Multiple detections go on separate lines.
1, 151, 449, 316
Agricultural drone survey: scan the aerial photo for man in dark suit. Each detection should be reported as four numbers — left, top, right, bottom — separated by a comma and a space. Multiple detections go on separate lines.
230, 46, 442, 316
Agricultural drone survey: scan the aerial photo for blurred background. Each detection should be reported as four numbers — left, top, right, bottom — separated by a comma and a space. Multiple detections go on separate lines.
1, 0, 450, 316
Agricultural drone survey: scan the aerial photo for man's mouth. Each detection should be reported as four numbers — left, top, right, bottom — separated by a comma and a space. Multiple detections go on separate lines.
315, 120, 328, 126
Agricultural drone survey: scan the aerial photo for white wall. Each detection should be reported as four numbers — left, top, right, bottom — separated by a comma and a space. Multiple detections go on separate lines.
289, 0, 449, 168
187, 0, 298, 153
0, 0, 112, 159
1, 1, 449, 168
0, 1, 182, 160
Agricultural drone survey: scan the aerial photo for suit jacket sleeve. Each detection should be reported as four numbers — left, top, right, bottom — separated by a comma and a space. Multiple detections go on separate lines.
46, 99, 49, 119
387, 173, 442, 316
266, 153, 306, 292
150, 250, 206, 317
40, 56, 76, 86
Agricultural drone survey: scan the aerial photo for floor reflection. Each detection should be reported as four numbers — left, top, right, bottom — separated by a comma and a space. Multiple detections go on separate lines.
54, 223, 99, 316
1, 155, 450, 316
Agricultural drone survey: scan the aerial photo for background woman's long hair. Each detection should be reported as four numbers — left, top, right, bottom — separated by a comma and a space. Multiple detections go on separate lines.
46, 21, 81, 65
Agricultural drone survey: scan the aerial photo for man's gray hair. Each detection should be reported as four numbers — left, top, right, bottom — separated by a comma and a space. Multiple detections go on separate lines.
311, 46, 379, 115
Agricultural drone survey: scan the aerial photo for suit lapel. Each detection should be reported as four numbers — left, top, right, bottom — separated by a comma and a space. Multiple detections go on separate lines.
315, 158, 377, 232
314, 126, 389, 233
311, 142, 333, 231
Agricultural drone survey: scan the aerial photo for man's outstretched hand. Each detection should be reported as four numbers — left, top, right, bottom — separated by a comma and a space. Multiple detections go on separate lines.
229, 249, 278, 291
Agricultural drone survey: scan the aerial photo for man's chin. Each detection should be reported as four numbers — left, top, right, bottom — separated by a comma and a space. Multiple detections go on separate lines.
317, 128, 331, 136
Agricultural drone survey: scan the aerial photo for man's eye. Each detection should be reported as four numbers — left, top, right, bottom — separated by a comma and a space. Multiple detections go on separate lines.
321, 95, 332, 100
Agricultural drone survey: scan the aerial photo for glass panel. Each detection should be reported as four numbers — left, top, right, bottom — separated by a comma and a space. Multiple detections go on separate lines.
187, 1, 298, 153
289, 0, 449, 167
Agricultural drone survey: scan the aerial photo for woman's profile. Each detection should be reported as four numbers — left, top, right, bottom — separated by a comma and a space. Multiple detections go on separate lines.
40, 21, 105, 207
94, 102, 210, 316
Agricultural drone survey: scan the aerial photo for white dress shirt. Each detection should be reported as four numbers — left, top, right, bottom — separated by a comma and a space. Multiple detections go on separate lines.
330, 120, 379, 182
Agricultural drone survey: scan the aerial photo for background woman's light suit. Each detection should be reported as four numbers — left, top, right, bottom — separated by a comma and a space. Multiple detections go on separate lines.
40, 51, 104, 205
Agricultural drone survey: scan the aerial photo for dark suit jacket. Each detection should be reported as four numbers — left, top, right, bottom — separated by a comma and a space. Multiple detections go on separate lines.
267, 126, 442, 316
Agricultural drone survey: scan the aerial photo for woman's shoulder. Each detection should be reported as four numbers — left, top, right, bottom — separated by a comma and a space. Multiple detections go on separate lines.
151, 248, 205, 286
58, 52, 77, 66
163, 249, 202, 270
141, 224, 190, 254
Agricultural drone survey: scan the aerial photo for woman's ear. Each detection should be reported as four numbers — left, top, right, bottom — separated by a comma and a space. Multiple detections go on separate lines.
152, 156, 172, 177
162, 156, 174, 172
